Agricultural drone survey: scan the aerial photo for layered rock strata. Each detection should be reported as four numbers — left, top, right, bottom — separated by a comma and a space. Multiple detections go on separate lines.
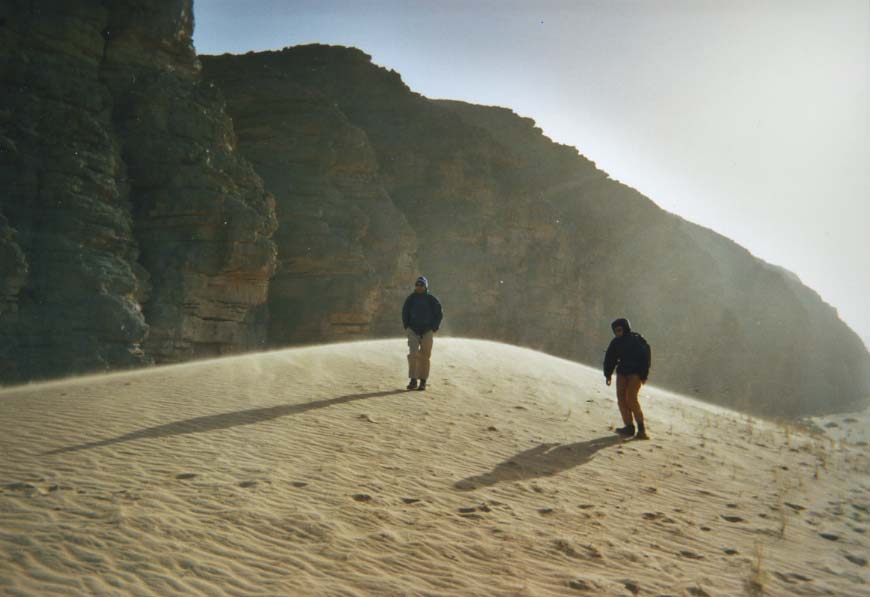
202, 45, 870, 416
100, 1, 276, 362
201, 58, 414, 344
0, 0, 275, 381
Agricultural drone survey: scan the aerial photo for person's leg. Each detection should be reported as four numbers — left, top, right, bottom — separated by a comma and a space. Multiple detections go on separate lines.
625, 374, 645, 435
615, 374, 632, 426
418, 331, 434, 381
407, 329, 421, 380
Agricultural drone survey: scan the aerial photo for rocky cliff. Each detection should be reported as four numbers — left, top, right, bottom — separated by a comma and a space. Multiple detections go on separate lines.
1, 0, 866, 418
201, 45, 870, 416
0, 0, 275, 381
199, 55, 414, 344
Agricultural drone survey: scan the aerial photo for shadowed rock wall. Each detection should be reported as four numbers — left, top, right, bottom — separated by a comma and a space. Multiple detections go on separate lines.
200, 59, 415, 344
202, 45, 870, 416
0, 0, 275, 380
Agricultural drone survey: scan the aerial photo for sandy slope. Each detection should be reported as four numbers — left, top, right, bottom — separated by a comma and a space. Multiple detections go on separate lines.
0, 338, 867, 597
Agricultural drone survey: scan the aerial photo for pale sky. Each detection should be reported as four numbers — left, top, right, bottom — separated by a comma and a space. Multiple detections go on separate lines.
194, 0, 870, 344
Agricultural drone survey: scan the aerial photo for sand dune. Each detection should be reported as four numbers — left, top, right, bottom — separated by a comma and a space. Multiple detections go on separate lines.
0, 339, 867, 596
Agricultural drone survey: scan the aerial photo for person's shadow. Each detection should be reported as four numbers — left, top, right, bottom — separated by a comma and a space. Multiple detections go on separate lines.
454, 435, 622, 490
43, 389, 406, 456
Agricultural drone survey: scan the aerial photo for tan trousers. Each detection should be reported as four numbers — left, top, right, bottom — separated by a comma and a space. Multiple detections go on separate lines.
407, 329, 434, 380
616, 373, 645, 427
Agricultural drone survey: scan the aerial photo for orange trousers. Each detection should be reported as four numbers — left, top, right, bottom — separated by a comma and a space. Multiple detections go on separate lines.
616, 373, 645, 427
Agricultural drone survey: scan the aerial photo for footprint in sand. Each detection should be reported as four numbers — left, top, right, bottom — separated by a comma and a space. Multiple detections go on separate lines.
239, 481, 258, 488
723, 548, 739, 555
457, 504, 491, 513
845, 554, 867, 566
6, 482, 37, 492
819, 533, 840, 541
402, 498, 421, 504
567, 579, 598, 591
553, 540, 581, 558
687, 588, 711, 597
774, 571, 813, 583
352, 493, 372, 502
784, 502, 806, 512
679, 550, 704, 560
291, 482, 308, 488
580, 544, 603, 559
721, 515, 744, 523
175, 473, 197, 480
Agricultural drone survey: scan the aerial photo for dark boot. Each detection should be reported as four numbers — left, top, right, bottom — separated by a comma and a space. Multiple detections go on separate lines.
635, 423, 649, 440
615, 423, 635, 437
407, 379, 418, 390
417, 379, 427, 391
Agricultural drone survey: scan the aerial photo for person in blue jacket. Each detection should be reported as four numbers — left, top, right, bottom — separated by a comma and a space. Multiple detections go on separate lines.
603, 317, 652, 439
402, 276, 443, 391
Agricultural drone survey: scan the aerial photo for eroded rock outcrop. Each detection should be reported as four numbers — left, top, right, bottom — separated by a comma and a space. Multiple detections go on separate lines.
100, 1, 276, 362
203, 45, 870, 416
0, 0, 275, 380
0, 2, 150, 379
201, 56, 414, 343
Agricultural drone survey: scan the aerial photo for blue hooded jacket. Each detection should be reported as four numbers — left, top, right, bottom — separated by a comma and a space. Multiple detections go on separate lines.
402, 288, 443, 335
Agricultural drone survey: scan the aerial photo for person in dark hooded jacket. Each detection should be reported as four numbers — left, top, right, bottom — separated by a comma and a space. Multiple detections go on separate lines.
603, 317, 652, 439
402, 276, 443, 391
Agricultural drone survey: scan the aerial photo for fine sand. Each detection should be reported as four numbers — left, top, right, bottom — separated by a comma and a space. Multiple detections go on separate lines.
0, 339, 867, 596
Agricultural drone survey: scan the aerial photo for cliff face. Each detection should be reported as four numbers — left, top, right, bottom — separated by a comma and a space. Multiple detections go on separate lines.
1, 0, 866, 419
0, 0, 275, 380
200, 57, 415, 344
202, 45, 870, 416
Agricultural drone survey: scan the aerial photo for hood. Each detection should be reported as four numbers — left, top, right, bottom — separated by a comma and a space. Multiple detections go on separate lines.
611, 318, 631, 333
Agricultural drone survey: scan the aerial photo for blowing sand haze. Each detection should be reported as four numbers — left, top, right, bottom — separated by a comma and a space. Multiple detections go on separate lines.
1, 339, 868, 596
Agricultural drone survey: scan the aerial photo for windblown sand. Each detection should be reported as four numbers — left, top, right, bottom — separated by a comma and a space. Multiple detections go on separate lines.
0, 339, 867, 596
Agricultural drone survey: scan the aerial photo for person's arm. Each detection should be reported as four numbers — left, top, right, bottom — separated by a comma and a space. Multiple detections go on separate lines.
603, 339, 618, 382
402, 296, 411, 329
430, 295, 443, 331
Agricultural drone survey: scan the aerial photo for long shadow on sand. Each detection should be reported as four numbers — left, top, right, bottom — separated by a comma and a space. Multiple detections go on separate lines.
454, 435, 622, 490
43, 389, 407, 455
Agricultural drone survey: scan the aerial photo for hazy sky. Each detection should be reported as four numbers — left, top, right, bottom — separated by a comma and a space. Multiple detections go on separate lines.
194, 0, 870, 344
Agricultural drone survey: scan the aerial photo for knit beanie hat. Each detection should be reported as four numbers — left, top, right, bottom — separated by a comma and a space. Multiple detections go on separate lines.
416, 276, 428, 289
